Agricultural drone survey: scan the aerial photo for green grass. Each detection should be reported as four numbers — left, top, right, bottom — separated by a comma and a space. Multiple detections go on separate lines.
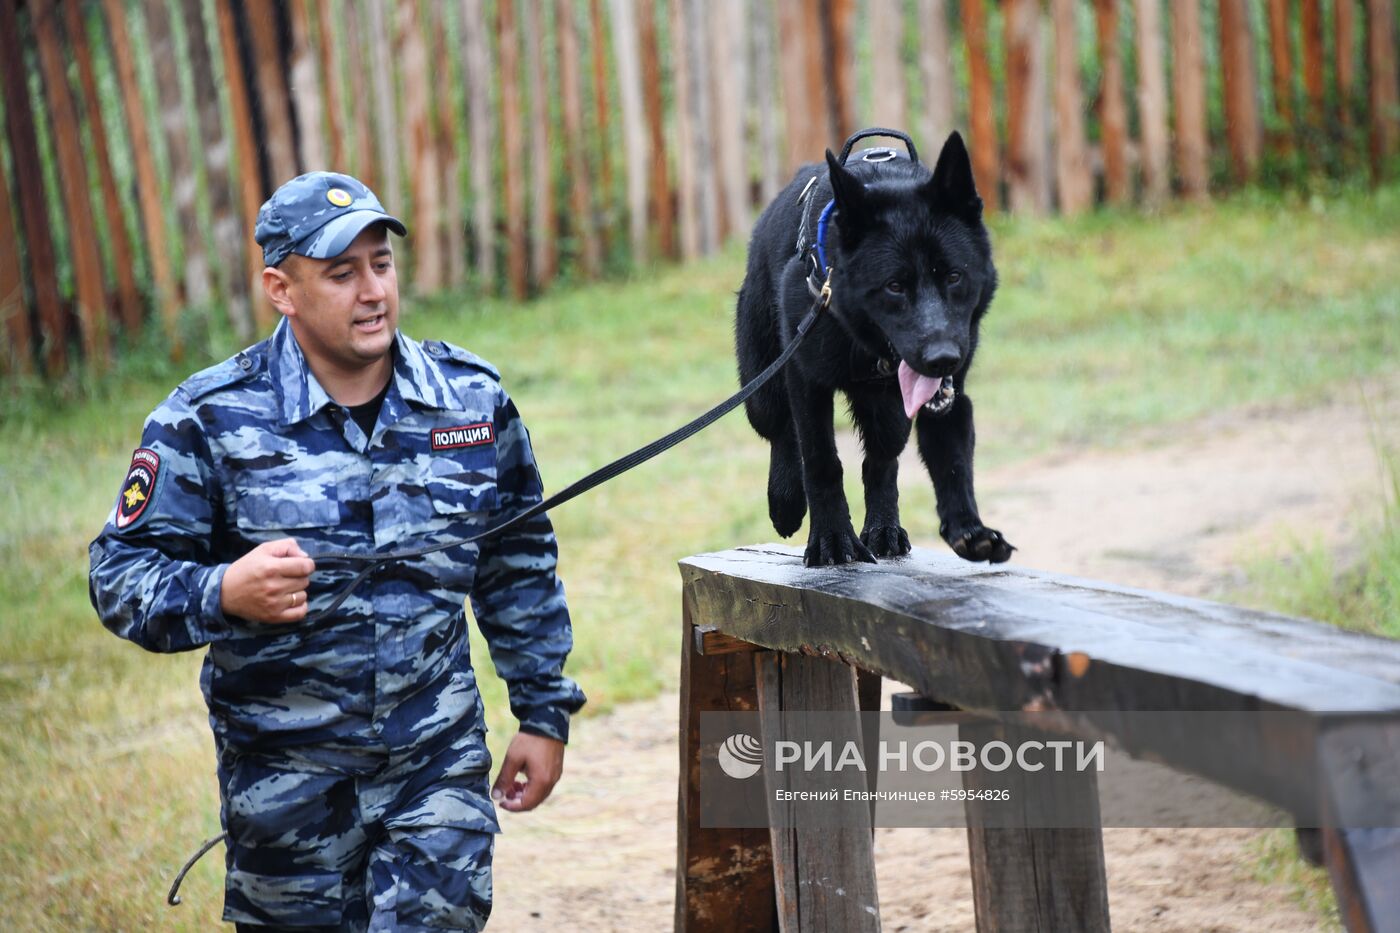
2, 185, 1399, 927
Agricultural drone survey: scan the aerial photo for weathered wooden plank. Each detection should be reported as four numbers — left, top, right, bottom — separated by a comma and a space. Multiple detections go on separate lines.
681, 545, 1400, 816
1171, 0, 1211, 199
757, 651, 880, 932
963, 719, 1111, 933
960, 0, 1000, 212
34, 0, 109, 368
676, 594, 777, 933
2, 0, 66, 375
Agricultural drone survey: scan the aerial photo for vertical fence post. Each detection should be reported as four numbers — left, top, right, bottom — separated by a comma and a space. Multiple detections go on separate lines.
460, 0, 497, 288
1095, 0, 1132, 204
33, 0, 109, 369
1172, 0, 1211, 199
960, 0, 1001, 211
558, 0, 601, 279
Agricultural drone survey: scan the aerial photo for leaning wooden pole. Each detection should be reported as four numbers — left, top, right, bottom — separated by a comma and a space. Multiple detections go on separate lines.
1004, 0, 1049, 215
960, 0, 1001, 212
33, 0, 109, 368
104, 0, 179, 352
1265, 0, 1297, 153
1172, 0, 1211, 199
1219, 0, 1263, 182
182, 0, 252, 339
608, 0, 650, 265
498, 0, 528, 299
1095, 0, 1132, 204
63, 0, 143, 337
638, 0, 676, 258
1052, 0, 1093, 215
461, 0, 497, 288
1365, 0, 1400, 178
523, 0, 558, 288
558, 0, 601, 279
0, 131, 34, 375
215, 0, 274, 330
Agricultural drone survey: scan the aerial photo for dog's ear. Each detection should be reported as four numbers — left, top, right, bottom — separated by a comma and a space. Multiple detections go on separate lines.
924, 131, 983, 222
825, 149, 872, 235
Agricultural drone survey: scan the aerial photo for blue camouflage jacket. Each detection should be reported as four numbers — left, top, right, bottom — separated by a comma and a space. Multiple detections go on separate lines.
89, 319, 586, 772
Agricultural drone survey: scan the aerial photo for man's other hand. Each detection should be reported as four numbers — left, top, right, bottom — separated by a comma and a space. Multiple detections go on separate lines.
220, 538, 316, 624
492, 732, 565, 812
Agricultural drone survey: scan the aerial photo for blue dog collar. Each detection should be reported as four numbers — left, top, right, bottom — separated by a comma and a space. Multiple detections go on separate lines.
814, 199, 837, 277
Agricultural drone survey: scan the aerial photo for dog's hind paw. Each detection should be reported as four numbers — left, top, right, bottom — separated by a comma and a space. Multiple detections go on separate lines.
946, 524, 1016, 564
804, 526, 878, 567
861, 524, 911, 559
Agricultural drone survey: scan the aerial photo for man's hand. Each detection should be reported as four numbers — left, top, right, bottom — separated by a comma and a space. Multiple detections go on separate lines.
220, 538, 316, 624
491, 732, 565, 812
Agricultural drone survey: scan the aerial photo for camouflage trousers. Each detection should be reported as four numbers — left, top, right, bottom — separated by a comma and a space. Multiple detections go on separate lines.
218, 733, 498, 931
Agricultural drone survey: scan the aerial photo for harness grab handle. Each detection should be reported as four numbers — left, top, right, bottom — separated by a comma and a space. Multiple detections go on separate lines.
837, 127, 919, 166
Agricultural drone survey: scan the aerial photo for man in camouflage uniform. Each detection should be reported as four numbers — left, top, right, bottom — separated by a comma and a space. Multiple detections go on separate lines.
89, 172, 586, 931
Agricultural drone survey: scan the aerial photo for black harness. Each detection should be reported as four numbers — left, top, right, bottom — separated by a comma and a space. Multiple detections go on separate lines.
794, 127, 922, 384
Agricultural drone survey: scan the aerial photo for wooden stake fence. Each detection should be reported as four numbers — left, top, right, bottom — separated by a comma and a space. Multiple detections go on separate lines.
3, 0, 1399, 378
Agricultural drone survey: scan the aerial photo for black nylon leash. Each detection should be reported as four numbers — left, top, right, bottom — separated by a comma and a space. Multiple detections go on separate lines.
299, 273, 833, 625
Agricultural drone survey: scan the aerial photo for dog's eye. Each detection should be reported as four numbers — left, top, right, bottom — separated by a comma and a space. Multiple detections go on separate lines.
947, 270, 963, 286
884, 280, 905, 295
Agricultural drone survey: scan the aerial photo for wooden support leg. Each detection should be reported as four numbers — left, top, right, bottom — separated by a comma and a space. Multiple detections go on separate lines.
856, 667, 882, 827
1317, 720, 1400, 933
756, 652, 881, 932
961, 720, 1111, 933
676, 593, 777, 933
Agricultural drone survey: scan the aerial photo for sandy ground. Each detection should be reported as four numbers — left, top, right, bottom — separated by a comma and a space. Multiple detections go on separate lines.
489, 389, 1396, 932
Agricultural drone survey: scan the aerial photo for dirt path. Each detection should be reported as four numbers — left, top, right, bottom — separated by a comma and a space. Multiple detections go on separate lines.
491, 391, 1395, 932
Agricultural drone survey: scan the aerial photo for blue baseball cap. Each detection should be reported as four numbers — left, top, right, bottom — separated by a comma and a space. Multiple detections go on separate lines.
254, 171, 407, 267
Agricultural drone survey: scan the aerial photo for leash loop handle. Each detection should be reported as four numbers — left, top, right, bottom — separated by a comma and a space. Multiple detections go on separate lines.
837, 127, 920, 166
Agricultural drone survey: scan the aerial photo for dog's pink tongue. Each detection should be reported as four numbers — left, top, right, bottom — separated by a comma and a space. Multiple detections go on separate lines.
898, 362, 943, 419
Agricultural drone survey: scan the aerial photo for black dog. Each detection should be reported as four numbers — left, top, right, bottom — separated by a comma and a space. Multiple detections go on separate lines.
735, 132, 1014, 567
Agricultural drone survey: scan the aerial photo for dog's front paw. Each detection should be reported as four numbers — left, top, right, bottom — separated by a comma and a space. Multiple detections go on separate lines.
804, 525, 877, 567
943, 522, 1016, 563
861, 523, 911, 559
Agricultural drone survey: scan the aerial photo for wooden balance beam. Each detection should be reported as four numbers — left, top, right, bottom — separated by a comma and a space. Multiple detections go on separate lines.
675, 544, 1400, 933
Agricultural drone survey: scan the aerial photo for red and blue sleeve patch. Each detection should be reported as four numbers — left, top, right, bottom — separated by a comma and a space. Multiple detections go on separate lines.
114, 448, 161, 530
431, 422, 495, 451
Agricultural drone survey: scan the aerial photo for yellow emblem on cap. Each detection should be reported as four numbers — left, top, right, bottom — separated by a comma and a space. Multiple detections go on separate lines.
327, 188, 353, 207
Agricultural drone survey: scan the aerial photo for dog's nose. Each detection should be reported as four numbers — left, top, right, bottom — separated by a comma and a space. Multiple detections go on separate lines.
919, 345, 962, 377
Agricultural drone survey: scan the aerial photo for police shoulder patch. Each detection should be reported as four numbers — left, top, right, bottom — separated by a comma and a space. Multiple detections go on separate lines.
115, 448, 161, 530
